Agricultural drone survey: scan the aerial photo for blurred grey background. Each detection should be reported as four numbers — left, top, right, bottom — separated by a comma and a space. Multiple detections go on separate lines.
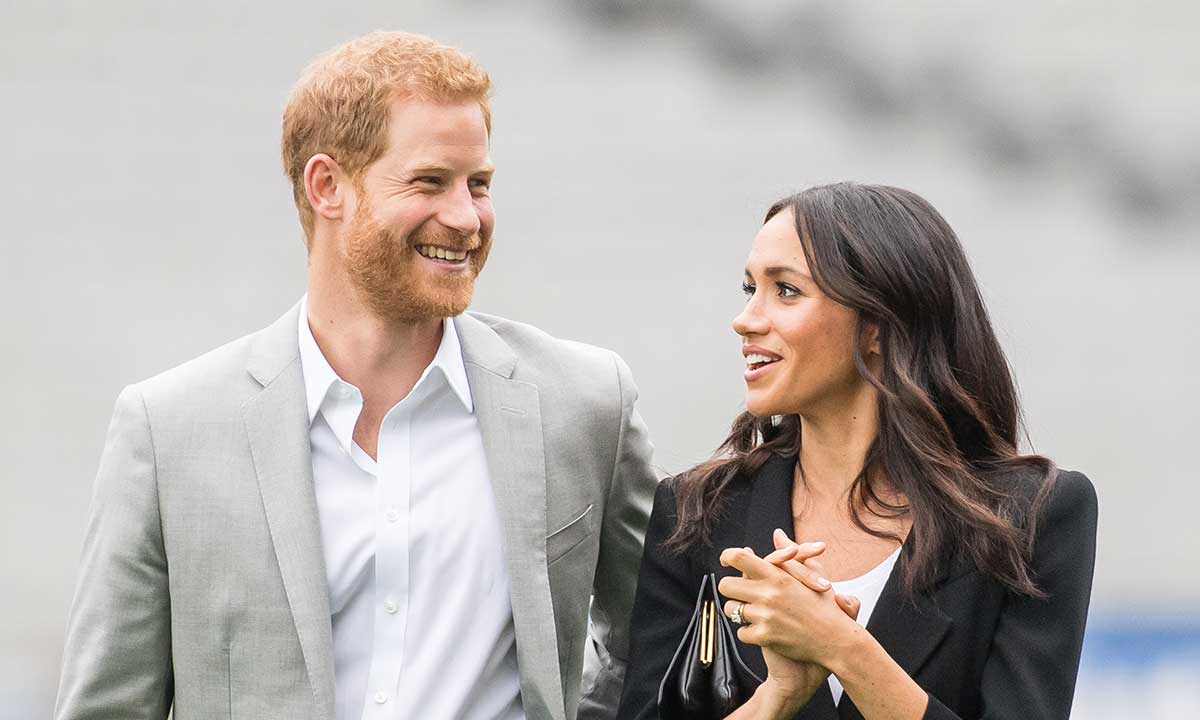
3, 1, 1198, 718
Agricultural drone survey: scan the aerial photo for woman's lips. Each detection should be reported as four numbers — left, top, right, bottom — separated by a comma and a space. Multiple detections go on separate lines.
744, 358, 781, 383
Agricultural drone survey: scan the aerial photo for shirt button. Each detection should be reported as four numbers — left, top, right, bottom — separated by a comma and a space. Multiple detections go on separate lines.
384, 599, 398, 614
385, 507, 400, 523
374, 691, 387, 704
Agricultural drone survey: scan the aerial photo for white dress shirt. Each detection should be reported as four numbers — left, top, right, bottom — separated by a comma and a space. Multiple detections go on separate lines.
827, 545, 902, 705
298, 297, 524, 720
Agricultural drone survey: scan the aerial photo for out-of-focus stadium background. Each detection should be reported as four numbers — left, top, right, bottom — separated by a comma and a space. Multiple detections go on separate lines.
2, 1, 1197, 717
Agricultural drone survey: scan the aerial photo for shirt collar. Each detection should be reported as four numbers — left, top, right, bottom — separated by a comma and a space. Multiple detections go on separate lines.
296, 295, 474, 428
433, 314, 474, 413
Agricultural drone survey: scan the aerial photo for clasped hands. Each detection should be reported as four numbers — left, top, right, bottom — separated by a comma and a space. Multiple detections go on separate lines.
718, 529, 862, 714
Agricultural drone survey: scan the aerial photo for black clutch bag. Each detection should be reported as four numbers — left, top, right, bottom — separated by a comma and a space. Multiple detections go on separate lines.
657, 573, 764, 719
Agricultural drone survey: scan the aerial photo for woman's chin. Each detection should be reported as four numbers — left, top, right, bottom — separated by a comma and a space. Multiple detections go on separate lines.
745, 400, 779, 418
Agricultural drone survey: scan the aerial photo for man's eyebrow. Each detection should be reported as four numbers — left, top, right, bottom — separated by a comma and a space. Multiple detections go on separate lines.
406, 164, 494, 175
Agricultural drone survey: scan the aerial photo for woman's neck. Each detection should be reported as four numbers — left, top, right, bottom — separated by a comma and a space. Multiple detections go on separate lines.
796, 384, 881, 504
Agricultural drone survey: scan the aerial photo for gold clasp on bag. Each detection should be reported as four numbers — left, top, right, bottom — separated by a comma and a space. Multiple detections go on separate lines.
699, 600, 716, 667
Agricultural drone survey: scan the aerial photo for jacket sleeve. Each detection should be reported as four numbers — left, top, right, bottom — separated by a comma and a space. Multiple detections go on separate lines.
54, 385, 174, 720
577, 353, 660, 719
923, 470, 1099, 720
614, 480, 699, 720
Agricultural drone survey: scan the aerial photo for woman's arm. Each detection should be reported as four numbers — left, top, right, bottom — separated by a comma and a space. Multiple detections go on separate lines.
614, 480, 698, 719
823, 624, 929, 719
836, 471, 1098, 720
921, 470, 1097, 719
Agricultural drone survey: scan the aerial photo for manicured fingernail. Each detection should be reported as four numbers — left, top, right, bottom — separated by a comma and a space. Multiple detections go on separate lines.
817, 577, 831, 588
812, 541, 825, 549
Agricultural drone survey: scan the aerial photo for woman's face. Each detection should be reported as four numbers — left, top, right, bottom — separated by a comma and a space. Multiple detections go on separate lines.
733, 208, 870, 418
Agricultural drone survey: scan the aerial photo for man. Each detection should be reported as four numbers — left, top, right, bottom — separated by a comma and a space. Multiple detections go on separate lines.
55, 31, 657, 720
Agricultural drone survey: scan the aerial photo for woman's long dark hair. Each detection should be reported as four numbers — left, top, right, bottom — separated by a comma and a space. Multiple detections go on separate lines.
667, 183, 1055, 599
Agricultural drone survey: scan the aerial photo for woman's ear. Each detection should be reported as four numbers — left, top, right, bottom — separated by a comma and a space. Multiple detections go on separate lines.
862, 320, 882, 357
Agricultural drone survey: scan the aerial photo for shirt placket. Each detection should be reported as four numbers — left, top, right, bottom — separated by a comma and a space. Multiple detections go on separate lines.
363, 402, 414, 716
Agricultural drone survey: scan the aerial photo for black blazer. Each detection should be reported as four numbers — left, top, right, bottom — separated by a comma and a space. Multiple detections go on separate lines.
615, 455, 1098, 720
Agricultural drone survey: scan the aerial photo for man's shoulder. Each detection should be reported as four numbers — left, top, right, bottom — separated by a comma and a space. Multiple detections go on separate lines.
464, 310, 621, 374
129, 325, 273, 413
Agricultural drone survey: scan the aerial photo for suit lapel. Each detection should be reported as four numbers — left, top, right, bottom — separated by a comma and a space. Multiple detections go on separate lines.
740, 456, 840, 720
743, 454, 797, 559
834, 558, 953, 720
456, 313, 566, 720
860, 554, 954, 677
243, 303, 336, 719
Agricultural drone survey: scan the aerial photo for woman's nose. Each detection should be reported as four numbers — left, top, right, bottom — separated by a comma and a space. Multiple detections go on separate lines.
732, 300, 769, 337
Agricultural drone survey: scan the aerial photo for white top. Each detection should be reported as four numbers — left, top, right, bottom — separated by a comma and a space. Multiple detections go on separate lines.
827, 546, 902, 706
298, 297, 523, 720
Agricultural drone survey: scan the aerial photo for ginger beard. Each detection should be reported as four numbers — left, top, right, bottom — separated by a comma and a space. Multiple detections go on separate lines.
341, 193, 491, 324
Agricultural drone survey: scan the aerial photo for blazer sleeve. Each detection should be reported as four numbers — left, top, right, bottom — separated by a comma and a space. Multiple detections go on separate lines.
578, 353, 659, 720
614, 480, 698, 720
924, 470, 1099, 720
54, 385, 174, 720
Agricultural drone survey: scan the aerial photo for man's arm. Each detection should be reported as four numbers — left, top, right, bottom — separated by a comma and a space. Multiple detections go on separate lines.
577, 353, 658, 720
55, 385, 173, 720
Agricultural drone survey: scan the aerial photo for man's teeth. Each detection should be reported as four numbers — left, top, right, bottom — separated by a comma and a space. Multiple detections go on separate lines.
745, 354, 780, 366
416, 245, 468, 261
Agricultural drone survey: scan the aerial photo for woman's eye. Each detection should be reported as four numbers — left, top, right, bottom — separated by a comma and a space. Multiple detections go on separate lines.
741, 282, 755, 297
776, 283, 800, 298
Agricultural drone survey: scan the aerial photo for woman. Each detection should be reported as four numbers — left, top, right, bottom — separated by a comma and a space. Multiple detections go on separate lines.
615, 183, 1097, 720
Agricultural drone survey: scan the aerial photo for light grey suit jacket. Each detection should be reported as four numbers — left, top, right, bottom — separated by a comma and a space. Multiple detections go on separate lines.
54, 303, 658, 720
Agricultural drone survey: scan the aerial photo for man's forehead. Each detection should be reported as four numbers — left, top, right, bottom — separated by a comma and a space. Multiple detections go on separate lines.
387, 97, 488, 136
380, 101, 491, 169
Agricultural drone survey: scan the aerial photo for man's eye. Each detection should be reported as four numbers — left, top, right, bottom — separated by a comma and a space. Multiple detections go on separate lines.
414, 176, 443, 186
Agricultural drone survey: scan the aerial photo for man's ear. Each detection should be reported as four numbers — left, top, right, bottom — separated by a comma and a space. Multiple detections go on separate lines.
304, 153, 348, 223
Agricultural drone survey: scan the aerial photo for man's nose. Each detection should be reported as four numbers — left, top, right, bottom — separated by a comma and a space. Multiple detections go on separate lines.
437, 182, 482, 237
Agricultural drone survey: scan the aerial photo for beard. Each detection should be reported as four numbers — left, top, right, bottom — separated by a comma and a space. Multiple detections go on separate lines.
341, 196, 491, 325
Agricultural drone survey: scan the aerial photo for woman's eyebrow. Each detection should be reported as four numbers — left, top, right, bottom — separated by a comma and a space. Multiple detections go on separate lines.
760, 265, 813, 281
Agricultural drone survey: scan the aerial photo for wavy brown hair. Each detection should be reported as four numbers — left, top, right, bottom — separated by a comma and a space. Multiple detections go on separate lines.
667, 183, 1055, 599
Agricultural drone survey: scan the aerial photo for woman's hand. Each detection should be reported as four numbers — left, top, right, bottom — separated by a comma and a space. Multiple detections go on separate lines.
764, 529, 861, 620
718, 533, 862, 668
722, 534, 862, 718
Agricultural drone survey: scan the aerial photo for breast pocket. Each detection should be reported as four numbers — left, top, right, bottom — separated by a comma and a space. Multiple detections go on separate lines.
546, 503, 596, 566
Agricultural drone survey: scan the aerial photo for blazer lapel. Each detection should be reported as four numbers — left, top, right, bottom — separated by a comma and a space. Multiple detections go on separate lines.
860, 555, 953, 679
742, 454, 797, 558
242, 303, 336, 719
836, 544, 955, 719
456, 313, 566, 720
741, 455, 840, 720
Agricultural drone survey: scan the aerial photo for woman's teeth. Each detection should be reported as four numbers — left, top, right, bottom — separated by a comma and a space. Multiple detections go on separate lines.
745, 353, 780, 366
416, 245, 468, 261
